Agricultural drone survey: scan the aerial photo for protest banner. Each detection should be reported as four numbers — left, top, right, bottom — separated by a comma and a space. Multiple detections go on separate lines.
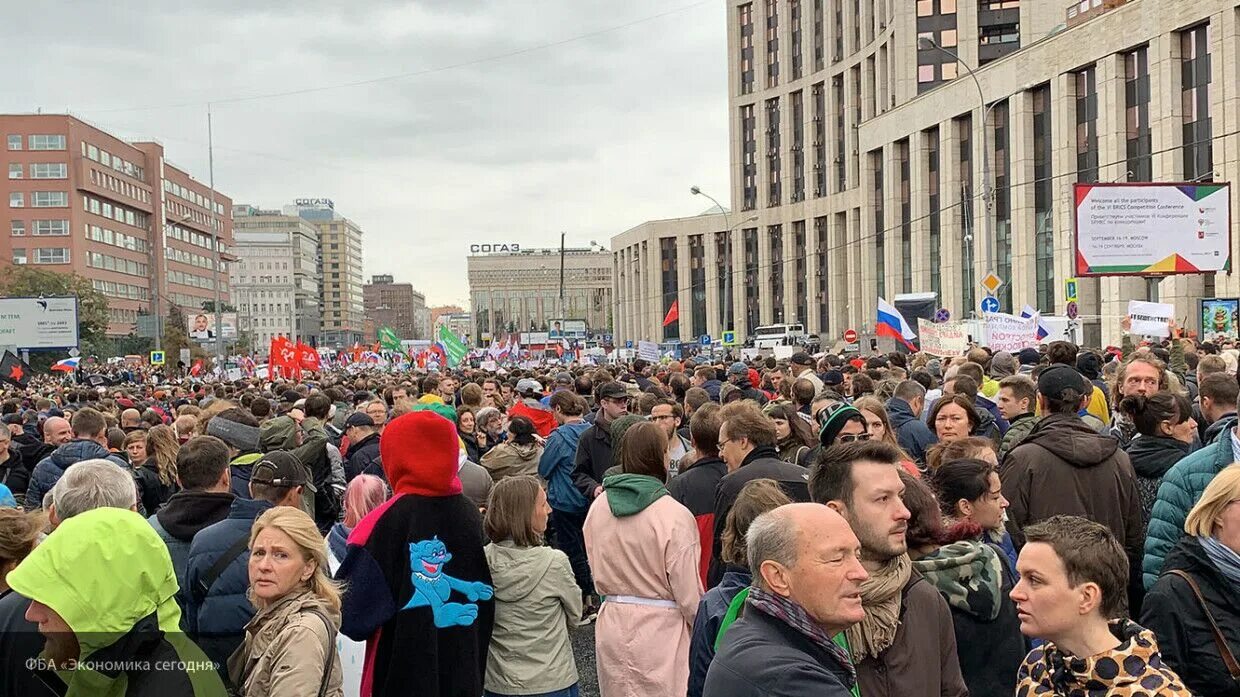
1127, 300, 1174, 338
917, 319, 967, 357
984, 312, 1039, 352
636, 340, 660, 362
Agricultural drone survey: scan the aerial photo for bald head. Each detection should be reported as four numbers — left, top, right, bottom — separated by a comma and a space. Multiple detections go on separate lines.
43, 416, 72, 445
120, 409, 142, 428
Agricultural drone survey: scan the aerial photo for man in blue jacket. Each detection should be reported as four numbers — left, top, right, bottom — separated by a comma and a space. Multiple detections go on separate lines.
540, 390, 594, 612
886, 380, 937, 465
182, 450, 308, 673
24, 407, 133, 510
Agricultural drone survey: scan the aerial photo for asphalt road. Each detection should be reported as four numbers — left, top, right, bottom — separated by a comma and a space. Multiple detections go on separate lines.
570, 621, 600, 697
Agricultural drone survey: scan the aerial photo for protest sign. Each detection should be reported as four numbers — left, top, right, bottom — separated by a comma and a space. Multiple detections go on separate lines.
636, 340, 660, 362
1127, 300, 1174, 338
984, 312, 1039, 352
917, 319, 967, 357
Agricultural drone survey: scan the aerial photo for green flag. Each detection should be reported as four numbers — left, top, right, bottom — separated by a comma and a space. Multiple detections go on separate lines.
438, 325, 468, 367
378, 326, 402, 352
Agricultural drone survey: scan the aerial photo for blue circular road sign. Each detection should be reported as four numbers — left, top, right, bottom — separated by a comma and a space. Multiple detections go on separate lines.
980, 296, 1000, 314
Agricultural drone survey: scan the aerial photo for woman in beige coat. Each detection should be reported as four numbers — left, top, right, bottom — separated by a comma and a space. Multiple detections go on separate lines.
229, 506, 344, 697
584, 422, 703, 697
483, 475, 582, 697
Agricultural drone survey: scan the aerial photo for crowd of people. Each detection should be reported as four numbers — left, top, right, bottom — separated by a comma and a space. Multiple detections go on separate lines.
0, 329, 1238, 697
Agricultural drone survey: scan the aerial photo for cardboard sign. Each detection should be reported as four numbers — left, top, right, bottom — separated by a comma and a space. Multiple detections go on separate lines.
917, 319, 967, 357
984, 312, 1039, 352
636, 340, 660, 362
1128, 300, 1174, 338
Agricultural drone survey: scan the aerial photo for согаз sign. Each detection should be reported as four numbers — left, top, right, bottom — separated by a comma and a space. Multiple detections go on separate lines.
294, 198, 334, 209
469, 243, 521, 253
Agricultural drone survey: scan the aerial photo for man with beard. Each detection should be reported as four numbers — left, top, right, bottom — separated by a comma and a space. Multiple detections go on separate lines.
809, 440, 967, 697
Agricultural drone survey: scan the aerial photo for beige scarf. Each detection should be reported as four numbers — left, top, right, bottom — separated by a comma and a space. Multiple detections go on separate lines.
844, 553, 912, 662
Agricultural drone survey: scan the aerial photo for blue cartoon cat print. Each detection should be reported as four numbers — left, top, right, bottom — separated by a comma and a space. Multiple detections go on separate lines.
401, 536, 493, 627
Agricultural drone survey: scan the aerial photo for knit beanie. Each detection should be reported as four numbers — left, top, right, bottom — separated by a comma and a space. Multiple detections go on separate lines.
990, 351, 1016, 378
818, 404, 865, 447
380, 410, 463, 497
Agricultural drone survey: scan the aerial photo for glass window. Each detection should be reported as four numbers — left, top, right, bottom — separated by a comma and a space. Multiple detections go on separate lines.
941, 29, 958, 47
7, 135, 21, 150
100, 151, 111, 167
10, 220, 24, 236
941, 62, 958, 79
31, 191, 67, 207
7, 163, 22, 179
27, 135, 66, 150
9, 193, 24, 208
941, 0, 957, 12
101, 202, 113, 218
918, 64, 936, 82
917, 0, 933, 16
12, 249, 26, 265
32, 220, 69, 236
29, 163, 67, 179
34, 248, 70, 264
87, 145, 99, 161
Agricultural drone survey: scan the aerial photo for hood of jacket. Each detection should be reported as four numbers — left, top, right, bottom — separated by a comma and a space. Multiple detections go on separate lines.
885, 397, 918, 426
602, 473, 668, 517
49, 439, 116, 468
380, 410, 462, 497
154, 490, 235, 541
1125, 435, 1195, 479
327, 522, 350, 562
1204, 413, 1237, 444
501, 441, 542, 461
912, 540, 1004, 620
484, 540, 558, 602
1022, 413, 1119, 468
6, 508, 182, 679
258, 415, 299, 451
1022, 619, 1188, 696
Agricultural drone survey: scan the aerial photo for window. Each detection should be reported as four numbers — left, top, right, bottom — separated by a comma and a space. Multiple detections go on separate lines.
770, 225, 784, 322
941, 0, 957, 11
1180, 24, 1212, 181
12, 249, 26, 264
31, 191, 67, 207
1032, 85, 1054, 313
1076, 65, 1099, 183
918, 65, 935, 83
871, 150, 885, 298
10, 220, 24, 236
7, 163, 22, 179
941, 29, 958, 47
941, 62, 958, 79
7, 135, 21, 150
34, 248, 70, 264
1124, 47, 1151, 181
27, 135, 66, 150
32, 219, 69, 236
917, 0, 933, 16
9, 193, 24, 208
87, 144, 99, 161
741, 104, 757, 210
29, 163, 67, 179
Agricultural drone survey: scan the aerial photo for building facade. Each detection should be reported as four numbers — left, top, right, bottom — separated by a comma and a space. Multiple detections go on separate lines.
363, 274, 429, 341
284, 200, 365, 347
614, 0, 1240, 347
468, 246, 613, 344
1, 114, 233, 337
230, 205, 321, 349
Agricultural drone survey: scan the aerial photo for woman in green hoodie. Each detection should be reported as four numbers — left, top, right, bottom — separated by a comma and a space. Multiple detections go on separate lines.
482, 476, 582, 697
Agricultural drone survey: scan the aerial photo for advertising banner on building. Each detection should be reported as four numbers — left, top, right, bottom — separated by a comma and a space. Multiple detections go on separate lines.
1127, 300, 1174, 338
0, 297, 79, 350
548, 319, 588, 339
984, 312, 1039, 353
1074, 182, 1232, 276
187, 312, 238, 341
917, 319, 968, 357
1200, 298, 1240, 340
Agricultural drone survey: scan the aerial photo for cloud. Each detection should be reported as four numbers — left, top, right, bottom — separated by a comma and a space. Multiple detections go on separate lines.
2, 0, 729, 309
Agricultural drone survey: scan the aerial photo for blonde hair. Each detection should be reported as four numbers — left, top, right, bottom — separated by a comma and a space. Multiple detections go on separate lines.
145, 425, 180, 486
249, 506, 343, 613
484, 475, 544, 547
1185, 463, 1240, 537
0, 508, 45, 584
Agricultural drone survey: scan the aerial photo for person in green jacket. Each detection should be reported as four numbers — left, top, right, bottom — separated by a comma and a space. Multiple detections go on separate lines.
7, 507, 226, 697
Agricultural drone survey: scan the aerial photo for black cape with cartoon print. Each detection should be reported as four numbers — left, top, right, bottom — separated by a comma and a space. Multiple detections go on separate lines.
335, 410, 495, 697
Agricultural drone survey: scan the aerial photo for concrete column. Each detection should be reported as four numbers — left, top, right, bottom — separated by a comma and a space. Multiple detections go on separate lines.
1008, 89, 1036, 311
939, 117, 964, 317
758, 225, 773, 324
784, 220, 801, 326
1051, 72, 1086, 324
676, 235, 693, 343
805, 218, 821, 334
646, 240, 661, 342
705, 230, 721, 338
732, 227, 747, 338
883, 142, 899, 298
1214, 9, 1240, 299
909, 129, 930, 296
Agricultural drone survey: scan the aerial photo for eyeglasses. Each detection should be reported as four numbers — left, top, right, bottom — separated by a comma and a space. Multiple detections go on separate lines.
718, 437, 735, 448
838, 433, 872, 443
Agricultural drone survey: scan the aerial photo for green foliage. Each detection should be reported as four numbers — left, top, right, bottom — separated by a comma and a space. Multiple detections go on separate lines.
200, 300, 236, 312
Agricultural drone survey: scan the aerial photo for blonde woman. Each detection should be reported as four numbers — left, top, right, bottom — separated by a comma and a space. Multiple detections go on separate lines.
230, 506, 343, 697
135, 425, 180, 513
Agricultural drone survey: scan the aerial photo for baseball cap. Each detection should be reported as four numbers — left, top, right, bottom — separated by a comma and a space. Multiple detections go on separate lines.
596, 381, 628, 401
554, 371, 573, 385
250, 451, 315, 492
728, 361, 749, 376
791, 352, 814, 366
1037, 364, 1087, 400
516, 378, 543, 396
822, 369, 844, 386
1017, 348, 1041, 366
345, 412, 376, 429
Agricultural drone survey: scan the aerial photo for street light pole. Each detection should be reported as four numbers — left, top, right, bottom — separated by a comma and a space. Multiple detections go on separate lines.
690, 186, 733, 333
919, 38, 995, 283
206, 103, 223, 367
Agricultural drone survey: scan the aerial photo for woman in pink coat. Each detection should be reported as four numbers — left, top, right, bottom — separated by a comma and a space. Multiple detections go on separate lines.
584, 421, 703, 697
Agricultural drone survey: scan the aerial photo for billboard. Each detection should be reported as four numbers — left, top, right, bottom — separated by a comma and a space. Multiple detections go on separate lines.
186, 312, 238, 341
548, 319, 588, 339
1074, 182, 1231, 276
0, 297, 79, 350
1200, 298, 1240, 340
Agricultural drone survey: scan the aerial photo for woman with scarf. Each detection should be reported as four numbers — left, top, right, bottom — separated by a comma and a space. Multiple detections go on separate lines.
1142, 464, 1240, 697
1118, 391, 1199, 531
764, 403, 815, 467
584, 421, 702, 697
931, 455, 1017, 572
901, 470, 1025, 697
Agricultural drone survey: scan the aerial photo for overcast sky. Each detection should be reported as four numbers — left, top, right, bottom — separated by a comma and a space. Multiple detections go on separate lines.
3, 1, 730, 307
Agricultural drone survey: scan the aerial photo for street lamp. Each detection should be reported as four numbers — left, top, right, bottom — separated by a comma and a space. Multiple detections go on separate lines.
918, 36, 995, 285
690, 186, 757, 336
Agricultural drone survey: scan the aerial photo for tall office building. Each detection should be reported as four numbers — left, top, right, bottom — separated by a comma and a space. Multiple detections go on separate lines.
230, 205, 321, 349
363, 274, 429, 341
285, 199, 365, 348
0, 114, 233, 337
468, 246, 613, 342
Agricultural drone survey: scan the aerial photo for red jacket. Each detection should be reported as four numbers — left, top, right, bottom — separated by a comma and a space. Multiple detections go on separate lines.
507, 399, 558, 438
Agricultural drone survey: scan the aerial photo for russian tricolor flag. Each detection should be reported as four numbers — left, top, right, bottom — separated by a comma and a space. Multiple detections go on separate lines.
1020, 305, 1050, 341
877, 297, 918, 351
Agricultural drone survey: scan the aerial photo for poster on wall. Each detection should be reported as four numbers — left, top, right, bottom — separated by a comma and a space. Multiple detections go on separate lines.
1200, 298, 1240, 340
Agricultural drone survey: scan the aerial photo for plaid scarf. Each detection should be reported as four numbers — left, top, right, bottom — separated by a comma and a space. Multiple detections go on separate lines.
747, 586, 857, 685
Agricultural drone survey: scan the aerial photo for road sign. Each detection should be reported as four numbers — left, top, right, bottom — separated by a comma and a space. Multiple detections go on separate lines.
722, 330, 738, 346
1066, 301, 1079, 320
843, 328, 858, 344
67, 347, 80, 357
980, 272, 1004, 295
700, 334, 711, 346
625, 340, 633, 349
981, 296, 1001, 314
934, 308, 951, 323
149, 351, 165, 366
1064, 277, 1079, 303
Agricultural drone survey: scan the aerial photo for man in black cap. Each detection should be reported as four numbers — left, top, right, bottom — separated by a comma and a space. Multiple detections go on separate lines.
572, 381, 630, 501
344, 411, 383, 482
727, 362, 769, 405
789, 352, 824, 395
999, 364, 1144, 609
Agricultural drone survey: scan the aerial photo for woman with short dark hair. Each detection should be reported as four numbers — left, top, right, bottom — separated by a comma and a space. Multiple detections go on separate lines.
480, 415, 543, 482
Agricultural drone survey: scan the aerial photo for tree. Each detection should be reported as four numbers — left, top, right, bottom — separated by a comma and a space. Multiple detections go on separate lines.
200, 300, 236, 312
0, 267, 110, 370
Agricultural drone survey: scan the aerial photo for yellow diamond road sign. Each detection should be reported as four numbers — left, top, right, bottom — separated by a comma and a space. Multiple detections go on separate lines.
980, 272, 1003, 295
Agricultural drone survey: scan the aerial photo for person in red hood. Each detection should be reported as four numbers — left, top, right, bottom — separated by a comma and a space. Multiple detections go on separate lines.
507, 378, 558, 438
335, 408, 495, 697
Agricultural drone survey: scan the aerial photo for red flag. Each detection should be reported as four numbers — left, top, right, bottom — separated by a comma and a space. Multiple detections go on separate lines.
190, 359, 204, 377
662, 299, 680, 327
298, 343, 321, 372
270, 336, 298, 378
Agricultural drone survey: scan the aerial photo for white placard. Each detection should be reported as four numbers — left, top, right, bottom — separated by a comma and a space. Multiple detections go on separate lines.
0, 297, 79, 350
1127, 300, 1174, 338
984, 312, 1039, 352
636, 340, 660, 362
918, 319, 968, 357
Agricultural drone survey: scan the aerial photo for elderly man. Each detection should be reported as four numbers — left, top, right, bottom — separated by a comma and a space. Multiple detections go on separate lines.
703, 503, 868, 697
119, 408, 145, 433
